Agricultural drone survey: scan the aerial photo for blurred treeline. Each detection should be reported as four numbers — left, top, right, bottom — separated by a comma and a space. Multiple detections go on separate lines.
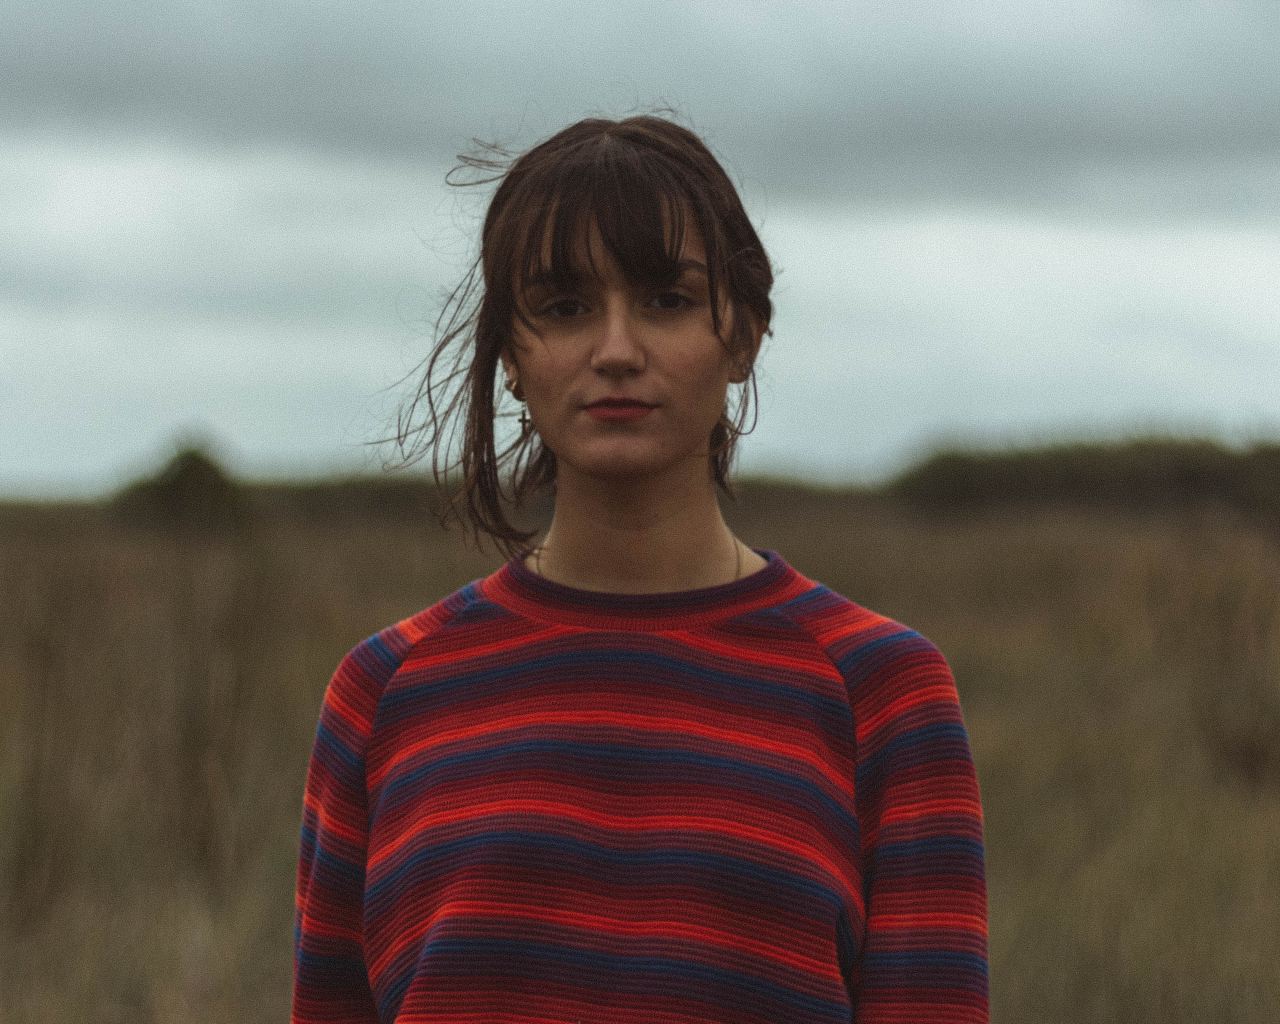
1, 437, 1278, 1022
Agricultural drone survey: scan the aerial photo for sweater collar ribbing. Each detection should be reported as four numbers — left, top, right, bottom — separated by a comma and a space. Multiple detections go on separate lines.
480, 548, 812, 630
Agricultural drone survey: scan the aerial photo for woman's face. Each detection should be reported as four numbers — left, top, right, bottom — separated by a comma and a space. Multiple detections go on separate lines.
503, 221, 758, 488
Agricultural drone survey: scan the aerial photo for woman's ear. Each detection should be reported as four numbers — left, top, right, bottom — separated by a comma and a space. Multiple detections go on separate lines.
729, 315, 766, 384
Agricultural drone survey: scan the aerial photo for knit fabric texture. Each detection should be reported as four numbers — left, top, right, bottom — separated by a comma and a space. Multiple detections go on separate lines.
292, 550, 988, 1023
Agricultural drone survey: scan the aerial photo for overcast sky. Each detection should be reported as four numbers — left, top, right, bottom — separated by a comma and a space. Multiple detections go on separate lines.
4, 0, 1278, 498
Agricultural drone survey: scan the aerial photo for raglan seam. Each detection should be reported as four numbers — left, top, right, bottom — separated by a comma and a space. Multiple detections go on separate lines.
366, 582, 490, 788
767, 588, 940, 921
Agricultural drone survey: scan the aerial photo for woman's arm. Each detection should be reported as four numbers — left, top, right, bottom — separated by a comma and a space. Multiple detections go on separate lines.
850, 632, 989, 1023
292, 641, 385, 1024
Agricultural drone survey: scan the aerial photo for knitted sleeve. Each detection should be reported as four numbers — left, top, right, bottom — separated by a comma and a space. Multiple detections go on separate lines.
848, 630, 989, 1022
291, 634, 390, 1024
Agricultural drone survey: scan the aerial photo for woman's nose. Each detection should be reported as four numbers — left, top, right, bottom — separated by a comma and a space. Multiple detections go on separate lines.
589, 299, 646, 375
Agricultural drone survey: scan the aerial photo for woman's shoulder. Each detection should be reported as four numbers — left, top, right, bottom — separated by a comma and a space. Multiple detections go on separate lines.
771, 569, 954, 687
332, 576, 490, 685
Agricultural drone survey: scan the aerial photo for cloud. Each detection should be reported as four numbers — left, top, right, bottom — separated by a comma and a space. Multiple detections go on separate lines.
4, 1, 1279, 211
0, 133, 462, 324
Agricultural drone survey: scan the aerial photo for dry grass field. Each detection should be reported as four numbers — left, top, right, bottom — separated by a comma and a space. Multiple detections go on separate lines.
1, 444, 1278, 1021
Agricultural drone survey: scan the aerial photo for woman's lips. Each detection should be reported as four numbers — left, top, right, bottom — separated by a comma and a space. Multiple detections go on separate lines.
584, 400, 655, 422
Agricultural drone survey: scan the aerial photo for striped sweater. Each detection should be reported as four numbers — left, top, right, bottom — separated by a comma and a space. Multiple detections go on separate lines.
293, 549, 988, 1023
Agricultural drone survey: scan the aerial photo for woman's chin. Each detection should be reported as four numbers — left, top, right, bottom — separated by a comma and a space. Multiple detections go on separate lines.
555, 440, 699, 485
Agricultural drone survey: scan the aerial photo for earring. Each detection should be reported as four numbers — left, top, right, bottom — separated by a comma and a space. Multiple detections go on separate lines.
505, 376, 530, 433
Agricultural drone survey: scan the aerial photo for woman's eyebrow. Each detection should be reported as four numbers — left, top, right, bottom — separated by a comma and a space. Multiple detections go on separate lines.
521, 269, 586, 293
522, 260, 708, 293
655, 260, 709, 286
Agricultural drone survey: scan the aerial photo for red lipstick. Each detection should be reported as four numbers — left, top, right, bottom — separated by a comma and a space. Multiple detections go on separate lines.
584, 398, 656, 422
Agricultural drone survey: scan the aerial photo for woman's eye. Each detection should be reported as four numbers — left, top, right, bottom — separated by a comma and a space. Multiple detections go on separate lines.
542, 298, 586, 318
650, 291, 691, 311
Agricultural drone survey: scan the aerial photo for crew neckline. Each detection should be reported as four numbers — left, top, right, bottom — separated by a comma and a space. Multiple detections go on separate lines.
480, 548, 814, 630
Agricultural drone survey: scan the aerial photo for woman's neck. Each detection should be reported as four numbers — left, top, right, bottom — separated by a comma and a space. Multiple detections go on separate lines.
527, 464, 766, 593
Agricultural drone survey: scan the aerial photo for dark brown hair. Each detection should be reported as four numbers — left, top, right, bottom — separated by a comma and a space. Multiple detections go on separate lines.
385, 113, 774, 555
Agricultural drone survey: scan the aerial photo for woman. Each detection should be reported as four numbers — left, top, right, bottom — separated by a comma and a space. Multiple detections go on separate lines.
293, 114, 988, 1023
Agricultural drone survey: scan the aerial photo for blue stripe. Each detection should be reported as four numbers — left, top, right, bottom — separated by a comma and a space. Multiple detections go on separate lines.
311, 843, 365, 886
836, 629, 924, 679
365, 827, 846, 919
863, 948, 989, 984
379, 644, 850, 720
875, 834, 985, 864
855, 720, 971, 786
295, 948, 369, 978
373, 736, 858, 840
363, 630, 400, 671
313, 720, 364, 774
378, 936, 852, 1024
